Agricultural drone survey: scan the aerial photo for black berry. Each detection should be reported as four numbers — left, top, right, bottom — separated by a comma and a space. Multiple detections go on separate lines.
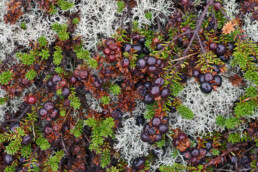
200, 82, 212, 93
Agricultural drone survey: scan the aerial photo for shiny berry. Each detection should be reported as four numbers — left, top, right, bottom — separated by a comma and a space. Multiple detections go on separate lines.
138, 37, 146, 44
191, 149, 200, 157
150, 86, 160, 98
199, 148, 207, 158
136, 115, 145, 126
38, 108, 48, 118
227, 42, 234, 51
132, 43, 143, 54
4, 154, 14, 165
155, 134, 162, 142
213, 75, 222, 86
44, 125, 53, 135
212, 64, 220, 73
111, 109, 123, 120
141, 132, 150, 142
161, 88, 170, 99
193, 69, 200, 78
199, 74, 205, 83
144, 94, 154, 104
159, 124, 169, 134
178, 133, 187, 140
79, 70, 88, 80
172, 138, 180, 147
52, 75, 62, 85
132, 157, 145, 170
27, 96, 36, 104
144, 124, 156, 135
154, 77, 164, 86
69, 76, 77, 84
156, 42, 165, 51
122, 43, 132, 52
209, 42, 217, 51
200, 82, 212, 93
143, 47, 150, 55
105, 38, 115, 46
46, 79, 54, 87
121, 58, 130, 68
136, 58, 146, 69
205, 141, 212, 150
204, 73, 213, 82
108, 55, 116, 62
62, 87, 70, 98
183, 151, 192, 159
21, 134, 32, 145
219, 55, 229, 62
50, 108, 59, 120
152, 117, 161, 127
169, 106, 177, 113
179, 74, 187, 82
9, 122, 20, 132
144, 81, 152, 89
43, 101, 54, 111
148, 66, 157, 73
147, 56, 157, 66
103, 47, 111, 55
216, 43, 226, 55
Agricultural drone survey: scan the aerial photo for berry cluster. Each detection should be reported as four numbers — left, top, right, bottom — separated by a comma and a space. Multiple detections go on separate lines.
38, 101, 59, 121
131, 157, 145, 171
141, 116, 169, 144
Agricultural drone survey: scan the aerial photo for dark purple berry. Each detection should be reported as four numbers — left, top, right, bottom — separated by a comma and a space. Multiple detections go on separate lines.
199, 74, 205, 83
122, 43, 132, 52
183, 151, 192, 159
227, 42, 234, 51
141, 132, 150, 142
47, 79, 54, 87
9, 122, 20, 132
132, 157, 145, 170
193, 69, 200, 78
152, 117, 161, 127
147, 56, 157, 66
69, 76, 77, 84
148, 66, 157, 73
212, 64, 220, 73
204, 73, 213, 82
132, 43, 143, 54
21, 134, 32, 145
159, 124, 169, 134
150, 86, 160, 98
179, 74, 187, 82
144, 124, 156, 135
178, 133, 187, 141
155, 134, 162, 142
200, 82, 212, 94
216, 43, 226, 55
111, 109, 123, 120
136, 58, 146, 69
209, 42, 217, 51
169, 106, 177, 113
138, 37, 146, 44
50, 108, 59, 120
4, 154, 14, 165
191, 149, 200, 157
154, 77, 164, 86
79, 70, 88, 80
62, 87, 70, 98
144, 94, 154, 104
121, 58, 130, 68
38, 108, 48, 118
144, 81, 152, 89
219, 55, 229, 62
105, 38, 115, 46
93, 79, 102, 88
143, 47, 150, 55
161, 88, 170, 99
172, 138, 180, 147
43, 101, 54, 111
136, 115, 145, 126
205, 141, 212, 150
52, 75, 62, 85
156, 42, 165, 51
138, 87, 148, 97
44, 125, 53, 135
213, 75, 222, 86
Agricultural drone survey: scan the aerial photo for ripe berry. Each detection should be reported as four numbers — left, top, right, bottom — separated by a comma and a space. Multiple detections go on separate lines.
27, 95, 36, 104
219, 55, 229, 62
138, 87, 148, 97
150, 86, 160, 98
199, 74, 205, 83
132, 157, 145, 170
156, 42, 165, 51
138, 37, 146, 44
44, 125, 53, 135
216, 43, 226, 55
147, 56, 157, 66
159, 124, 169, 134
154, 78, 164, 86
155, 134, 162, 142
4, 154, 14, 165
144, 94, 154, 104
93, 79, 102, 88
143, 47, 150, 55
121, 58, 130, 68
52, 75, 62, 85
69, 76, 77, 84
38, 108, 48, 118
144, 124, 156, 135
122, 43, 132, 52
148, 66, 157, 73
141, 132, 150, 142
136, 115, 145, 126
50, 108, 59, 120
191, 149, 200, 157
62, 87, 70, 98
21, 134, 32, 145
9, 122, 20, 132
79, 70, 88, 80
204, 73, 213, 82
179, 74, 187, 82
103, 47, 111, 55
105, 38, 115, 46
132, 33, 140, 41
199, 148, 207, 158
212, 64, 220, 73
205, 141, 212, 150
108, 55, 116, 62
227, 42, 234, 51
152, 117, 161, 127
111, 109, 123, 120
43, 101, 55, 111
209, 42, 217, 51
213, 75, 222, 86
161, 88, 170, 99
47, 79, 54, 87
132, 43, 143, 54
136, 58, 146, 69
183, 151, 192, 159
192, 69, 200, 78
172, 138, 180, 147
169, 106, 177, 113
144, 81, 152, 89
108, 44, 118, 51
200, 82, 212, 93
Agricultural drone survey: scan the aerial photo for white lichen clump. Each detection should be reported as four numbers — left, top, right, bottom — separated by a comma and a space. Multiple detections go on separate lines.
169, 76, 244, 138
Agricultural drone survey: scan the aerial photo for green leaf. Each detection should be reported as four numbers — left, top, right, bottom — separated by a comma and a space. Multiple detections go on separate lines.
20, 22, 27, 30
211, 149, 220, 156
17, 51, 36, 65
38, 36, 48, 47
72, 18, 80, 24
39, 49, 50, 60
25, 70, 37, 80
5, 140, 21, 155
109, 84, 121, 95
216, 115, 226, 127
100, 149, 111, 168
55, 67, 64, 74
101, 96, 110, 105
36, 137, 51, 150
228, 133, 241, 144
117, 1, 125, 13
225, 117, 239, 129
177, 104, 194, 119
145, 12, 152, 20
53, 46, 63, 65
0, 71, 12, 85
57, 0, 74, 11
20, 145, 32, 158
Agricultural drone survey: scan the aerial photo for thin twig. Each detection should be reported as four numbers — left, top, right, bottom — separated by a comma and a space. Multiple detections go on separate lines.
212, 3, 231, 21
241, 95, 258, 103
170, 53, 199, 62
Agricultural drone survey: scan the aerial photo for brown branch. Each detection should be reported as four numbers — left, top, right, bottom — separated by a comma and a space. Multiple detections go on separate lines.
241, 95, 258, 103
0, 45, 24, 68
212, 3, 231, 21
4, 104, 31, 123
126, 0, 132, 38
